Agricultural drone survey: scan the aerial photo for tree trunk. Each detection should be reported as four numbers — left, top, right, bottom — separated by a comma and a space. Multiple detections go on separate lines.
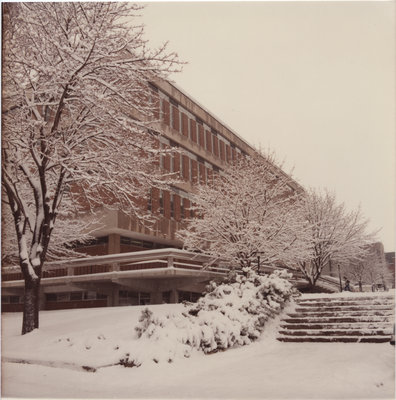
358, 280, 362, 292
306, 281, 318, 293
22, 278, 41, 335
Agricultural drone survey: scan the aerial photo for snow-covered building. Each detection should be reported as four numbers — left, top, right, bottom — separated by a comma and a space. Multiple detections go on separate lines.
2, 80, 310, 311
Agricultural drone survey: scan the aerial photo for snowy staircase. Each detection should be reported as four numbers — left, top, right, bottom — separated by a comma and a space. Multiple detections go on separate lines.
277, 293, 395, 343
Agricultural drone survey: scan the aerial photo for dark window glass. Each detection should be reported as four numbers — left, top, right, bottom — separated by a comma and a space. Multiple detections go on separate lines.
46, 293, 57, 302
70, 292, 83, 301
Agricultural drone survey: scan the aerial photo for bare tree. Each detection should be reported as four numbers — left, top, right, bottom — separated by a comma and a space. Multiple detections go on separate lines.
297, 189, 375, 289
2, 2, 180, 334
177, 155, 311, 272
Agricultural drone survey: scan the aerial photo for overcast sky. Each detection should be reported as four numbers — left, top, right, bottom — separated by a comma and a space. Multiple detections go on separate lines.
140, 1, 395, 252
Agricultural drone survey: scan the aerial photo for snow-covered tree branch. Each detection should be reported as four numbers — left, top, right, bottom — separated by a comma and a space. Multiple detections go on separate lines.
2, 2, 181, 334
296, 189, 376, 288
177, 155, 312, 272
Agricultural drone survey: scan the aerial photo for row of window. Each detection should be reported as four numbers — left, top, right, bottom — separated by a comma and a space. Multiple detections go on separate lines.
147, 188, 196, 221
157, 92, 244, 164
0, 290, 203, 306
3, 293, 106, 304
46, 291, 107, 302
119, 290, 151, 306
2, 295, 22, 304
159, 139, 219, 185
120, 237, 170, 249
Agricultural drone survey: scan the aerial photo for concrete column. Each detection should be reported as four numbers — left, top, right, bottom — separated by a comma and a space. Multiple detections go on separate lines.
170, 289, 179, 304
110, 287, 119, 307
108, 234, 121, 254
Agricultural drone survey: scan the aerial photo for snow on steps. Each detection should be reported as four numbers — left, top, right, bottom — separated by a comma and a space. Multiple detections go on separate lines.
277, 293, 395, 343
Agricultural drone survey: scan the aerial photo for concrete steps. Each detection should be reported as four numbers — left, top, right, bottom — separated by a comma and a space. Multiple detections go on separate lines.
277, 294, 395, 343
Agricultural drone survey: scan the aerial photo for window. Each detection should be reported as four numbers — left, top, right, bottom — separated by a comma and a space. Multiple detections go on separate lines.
85, 291, 97, 300
170, 194, 174, 219
181, 200, 185, 219
170, 153, 175, 173
197, 163, 200, 183
162, 291, 171, 304
57, 293, 70, 302
139, 292, 150, 305
147, 189, 152, 212
170, 105, 173, 128
180, 155, 184, 178
159, 190, 164, 215
160, 143, 164, 169
3, 295, 22, 304
178, 291, 202, 303
159, 98, 163, 120
189, 158, 193, 181
70, 292, 83, 301
179, 110, 183, 134
46, 293, 57, 302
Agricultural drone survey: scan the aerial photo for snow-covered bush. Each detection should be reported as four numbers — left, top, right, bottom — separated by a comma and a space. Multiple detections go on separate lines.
121, 269, 298, 366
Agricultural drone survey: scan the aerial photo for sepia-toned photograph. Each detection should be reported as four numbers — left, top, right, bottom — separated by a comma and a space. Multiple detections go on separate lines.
1, 1, 395, 399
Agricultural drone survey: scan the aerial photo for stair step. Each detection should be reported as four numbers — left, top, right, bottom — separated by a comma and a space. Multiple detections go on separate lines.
278, 329, 393, 337
288, 311, 394, 318
278, 294, 395, 343
297, 296, 394, 303
294, 306, 393, 312
280, 323, 392, 330
277, 336, 392, 343
284, 316, 392, 324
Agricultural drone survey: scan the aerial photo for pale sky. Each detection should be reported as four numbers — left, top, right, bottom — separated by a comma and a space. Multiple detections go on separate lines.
140, 1, 395, 252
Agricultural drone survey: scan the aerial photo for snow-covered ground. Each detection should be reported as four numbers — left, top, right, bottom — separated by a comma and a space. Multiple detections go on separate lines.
2, 295, 395, 399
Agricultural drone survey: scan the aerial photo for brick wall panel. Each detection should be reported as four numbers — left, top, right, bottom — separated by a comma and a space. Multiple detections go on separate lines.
207, 168, 213, 184
151, 90, 160, 120
219, 140, 225, 161
184, 198, 190, 219
182, 155, 189, 180
191, 159, 198, 184
162, 100, 170, 126
226, 145, 231, 163
163, 190, 171, 219
205, 130, 212, 153
173, 152, 180, 173
213, 136, 219, 157
172, 106, 179, 132
152, 187, 160, 213
199, 163, 206, 184
198, 125, 204, 147
174, 194, 181, 221
232, 147, 236, 162
190, 119, 197, 142
181, 112, 188, 137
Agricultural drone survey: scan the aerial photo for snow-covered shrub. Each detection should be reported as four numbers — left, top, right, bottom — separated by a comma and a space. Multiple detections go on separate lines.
187, 268, 297, 352
122, 269, 298, 366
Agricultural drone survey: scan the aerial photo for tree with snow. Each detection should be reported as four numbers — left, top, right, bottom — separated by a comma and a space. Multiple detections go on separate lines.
297, 189, 375, 289
345, 244, 393, 291
2, 2, 180, 334
177, 155, 311, 272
